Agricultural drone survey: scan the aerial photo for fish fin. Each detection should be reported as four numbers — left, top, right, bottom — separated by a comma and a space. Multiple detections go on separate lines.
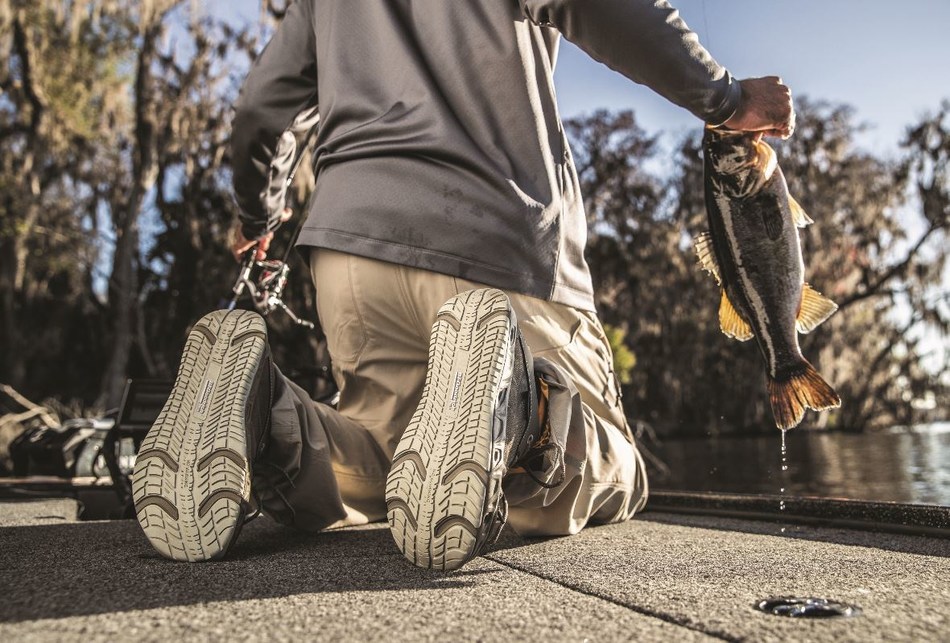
755, 139, 778, 180
796, 284, 838, 334
768, 361, 841, 430
719, 290, 754, 341
694, 232, 721, 284
788, 196, 814, 228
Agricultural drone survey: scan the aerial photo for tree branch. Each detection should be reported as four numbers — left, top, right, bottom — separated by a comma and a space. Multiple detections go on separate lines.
11, 13, 47, 132
837, 222, 942, 309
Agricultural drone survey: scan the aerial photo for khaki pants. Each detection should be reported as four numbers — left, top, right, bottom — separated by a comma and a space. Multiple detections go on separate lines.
252, 250, 648, 536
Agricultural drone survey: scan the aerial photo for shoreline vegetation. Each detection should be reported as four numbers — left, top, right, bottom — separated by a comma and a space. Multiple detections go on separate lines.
0, 3, 947, 440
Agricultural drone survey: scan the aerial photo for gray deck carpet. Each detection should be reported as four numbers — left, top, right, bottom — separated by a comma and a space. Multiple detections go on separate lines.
1, 500, 947, 642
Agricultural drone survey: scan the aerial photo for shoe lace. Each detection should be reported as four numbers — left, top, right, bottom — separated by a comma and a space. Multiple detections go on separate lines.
523, 442, 566, 489
249, 459, 298, 524
485, 495, 508, 544
474, 493, 509, 557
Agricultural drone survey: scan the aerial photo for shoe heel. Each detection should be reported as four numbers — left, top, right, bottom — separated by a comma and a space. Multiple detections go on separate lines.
386, 289, 516, 571
132, 310, 268, 562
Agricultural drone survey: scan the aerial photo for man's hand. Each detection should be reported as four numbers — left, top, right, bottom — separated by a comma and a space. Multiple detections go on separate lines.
231, 226, 274, 262
230, 208, 293, 262
723, 76, 795, 139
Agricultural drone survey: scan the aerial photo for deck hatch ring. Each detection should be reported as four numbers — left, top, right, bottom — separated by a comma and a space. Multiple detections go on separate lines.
755, 597, 862, 618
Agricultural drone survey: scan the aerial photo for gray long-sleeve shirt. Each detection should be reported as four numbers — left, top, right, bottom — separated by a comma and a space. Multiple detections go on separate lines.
232, 0, 740, 311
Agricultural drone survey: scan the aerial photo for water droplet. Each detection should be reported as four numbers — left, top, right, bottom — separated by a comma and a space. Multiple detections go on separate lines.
778, 428, 789, 515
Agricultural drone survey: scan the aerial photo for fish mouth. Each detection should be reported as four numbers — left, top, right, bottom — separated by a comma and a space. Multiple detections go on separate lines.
704, 128, 777, 197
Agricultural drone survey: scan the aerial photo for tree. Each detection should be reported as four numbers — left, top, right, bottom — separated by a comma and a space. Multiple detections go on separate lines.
140, 6, 328, 399
775, 99, 948, 430
0, 0, 133, 399
0, 3, 943, 438
0, 1, 326, 408
567, 110, 767, 435
565, 99, 949, 435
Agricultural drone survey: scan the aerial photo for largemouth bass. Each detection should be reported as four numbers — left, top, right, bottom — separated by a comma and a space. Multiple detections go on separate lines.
696, 127, 841, 430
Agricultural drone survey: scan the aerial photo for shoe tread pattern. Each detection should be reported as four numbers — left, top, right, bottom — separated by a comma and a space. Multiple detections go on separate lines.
386, 289, 511, 571
131, 310, 266, 562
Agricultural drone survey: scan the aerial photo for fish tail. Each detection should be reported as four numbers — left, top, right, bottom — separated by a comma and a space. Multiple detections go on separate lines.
768, 361, 842, 430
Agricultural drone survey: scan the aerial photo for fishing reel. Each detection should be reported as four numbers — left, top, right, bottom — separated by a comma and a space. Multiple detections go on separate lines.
226, 250, 339, 406
227, 251, 315, 330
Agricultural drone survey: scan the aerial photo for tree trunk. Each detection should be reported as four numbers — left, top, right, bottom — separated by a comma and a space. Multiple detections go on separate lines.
0, 233, 23, 387
98, 19, 164, 408
99, 200, 140, 408
0, 147, 41, 388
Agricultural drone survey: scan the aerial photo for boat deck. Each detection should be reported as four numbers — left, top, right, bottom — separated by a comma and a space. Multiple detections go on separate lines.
1, 499, 947, 642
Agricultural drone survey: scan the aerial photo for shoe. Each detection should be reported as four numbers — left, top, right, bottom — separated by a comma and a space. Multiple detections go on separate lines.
386, 288, 540, 571
131, 309, 274, 562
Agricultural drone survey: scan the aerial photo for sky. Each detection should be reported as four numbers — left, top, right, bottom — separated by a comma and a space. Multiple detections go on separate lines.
208, 0, 950, 157
552, 0, 950, 156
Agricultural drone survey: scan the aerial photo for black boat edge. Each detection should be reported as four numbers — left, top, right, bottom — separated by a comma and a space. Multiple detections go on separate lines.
648, 490, 950, 539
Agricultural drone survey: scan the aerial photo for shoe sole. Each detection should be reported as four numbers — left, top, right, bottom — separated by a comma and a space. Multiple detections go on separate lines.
386, 289, 516, 571
131, 310, 267, 562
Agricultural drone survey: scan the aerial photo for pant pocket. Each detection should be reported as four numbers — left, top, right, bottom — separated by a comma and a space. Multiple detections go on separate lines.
312, 250, 368, 365
517, 300, 583, 355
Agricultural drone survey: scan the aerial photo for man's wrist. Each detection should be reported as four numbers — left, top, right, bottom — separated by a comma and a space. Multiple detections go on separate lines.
706, 77, 742, 129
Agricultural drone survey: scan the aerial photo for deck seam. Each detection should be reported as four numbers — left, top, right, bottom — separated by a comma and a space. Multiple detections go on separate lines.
485, 554, 739, 642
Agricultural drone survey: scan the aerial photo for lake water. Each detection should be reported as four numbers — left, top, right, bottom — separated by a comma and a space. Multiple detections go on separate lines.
650, 422, 950, 506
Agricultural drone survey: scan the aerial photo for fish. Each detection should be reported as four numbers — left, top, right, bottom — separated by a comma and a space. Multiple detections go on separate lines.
696, 126, 841, 430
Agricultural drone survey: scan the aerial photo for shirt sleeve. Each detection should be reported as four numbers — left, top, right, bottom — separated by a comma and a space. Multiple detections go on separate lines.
231, 0, 318, 240
519, 0, 741, 126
